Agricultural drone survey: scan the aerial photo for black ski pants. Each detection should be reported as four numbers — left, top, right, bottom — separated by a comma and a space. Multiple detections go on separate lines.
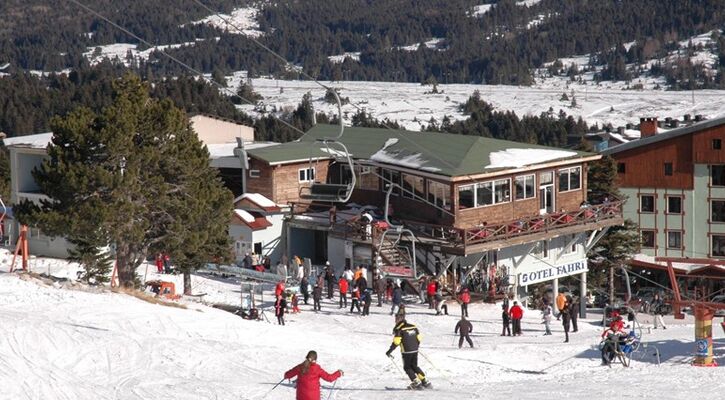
327, 282, 334, 299
459, 334, 473, 348
350, 299, 361, 313
512, 318, 522, 335
461, 303, 469, 317
402, 352, 426, 382
339, 293, 347, 308
502, 321, 511, 336
313, 298, 321, 311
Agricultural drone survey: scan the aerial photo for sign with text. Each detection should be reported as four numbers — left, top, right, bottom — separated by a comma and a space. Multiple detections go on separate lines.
518, 259, 588, 286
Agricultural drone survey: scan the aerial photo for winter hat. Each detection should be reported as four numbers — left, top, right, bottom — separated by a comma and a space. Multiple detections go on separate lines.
326, 261, 330, 265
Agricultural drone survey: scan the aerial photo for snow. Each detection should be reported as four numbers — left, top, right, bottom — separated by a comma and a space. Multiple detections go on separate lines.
0, 247, 723, 399
2, 132, 53, 148
206, 141, 278, 159
83, 41, 201, 66
231, 77, 725, 133
398, 38, 445, 52
191, 7, 263, 37
234, 209, 255, 223
383, 138, 399, 149
328, 52, 361, 64
486, 148, 578, 169
471, 4, 495, 16
516, 0, 542, 6
238, 193, 278, 208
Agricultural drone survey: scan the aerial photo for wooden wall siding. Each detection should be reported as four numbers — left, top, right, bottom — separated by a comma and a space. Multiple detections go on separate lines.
614, 135, 693, 190
245, 158, 276, 201
693, 124, 725, 164
273, 161, 331, 205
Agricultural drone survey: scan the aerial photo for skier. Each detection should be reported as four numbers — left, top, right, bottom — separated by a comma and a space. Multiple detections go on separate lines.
291, 293, 301, 314
561, 299, 571, 343
374, 275, 386, 307
324, 262, 335, 299
362, 288, 372, 316
274, 294, 286, 325
385, 319, 431, 390
284, 350, 343, 400
600, 316, 628, 365
509, 301, 524, 336
312, 284, 322, 312
555, 291, 566, 320
501, 304, 511, 336
569, 295, 579, 332
338, 275, 348, 308
459, 287, 471, 317
435, 289, 448, 316
275, 281, 286, 298
454, 315, 474, 348
343, 266, 354, 293
300, 276, 310, 305
350, 285, 362, 314
426, 279, 437, 309
652, 293, 667, 329
390, 281, 403, 316
541, 299, 553, 336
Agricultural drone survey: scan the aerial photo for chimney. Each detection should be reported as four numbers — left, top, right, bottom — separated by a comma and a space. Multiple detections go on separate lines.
695, 114, 703, 122
640, 117, 658, 138
617, 126, 625, 135
683, 114, 691, 122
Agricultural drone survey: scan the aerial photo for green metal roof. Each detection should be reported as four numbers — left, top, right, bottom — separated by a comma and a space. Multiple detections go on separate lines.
247, 124, 594, 177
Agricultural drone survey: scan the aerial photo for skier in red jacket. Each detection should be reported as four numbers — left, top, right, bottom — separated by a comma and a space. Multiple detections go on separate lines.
459, 288, 471, 317
284, 350, 343, 400
275, 281, 285, 297
426, 280, 437, 309
509, 301, 524, 336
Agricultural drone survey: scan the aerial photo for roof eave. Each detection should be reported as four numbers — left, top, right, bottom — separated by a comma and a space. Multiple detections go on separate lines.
451, 154, 601, 183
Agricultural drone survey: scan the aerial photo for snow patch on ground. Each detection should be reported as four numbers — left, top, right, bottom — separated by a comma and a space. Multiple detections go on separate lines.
398, 38, 445, 51
516, 0, 542, 6
471, 4, 495, 16
486, 148, 578, 169
328, 52, 361, 64
191, 6, 263, 37
83, 41, 201, 66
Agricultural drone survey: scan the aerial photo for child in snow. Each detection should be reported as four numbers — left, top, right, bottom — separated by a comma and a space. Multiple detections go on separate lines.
275, 295, 286, 325
338, 275, 348, 308
541, 299, 553, 335
459, 287, 471, 317
284, 350, 343, 400
350, 285, 361, 314
509, 301, 524, 336
501, 304, 511, 336
312, 284, 322, 312
362, 288, 372, 316
291, 293, 300, 314
454, 316, 474, 348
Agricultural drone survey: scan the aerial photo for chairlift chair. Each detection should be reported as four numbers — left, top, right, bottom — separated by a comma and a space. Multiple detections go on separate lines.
0, 196, 6, 238
299, 87, 356, 203
375, 183, 418, 278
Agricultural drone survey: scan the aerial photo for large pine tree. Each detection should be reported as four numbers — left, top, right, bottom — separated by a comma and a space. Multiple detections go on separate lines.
14, 74, 232, 288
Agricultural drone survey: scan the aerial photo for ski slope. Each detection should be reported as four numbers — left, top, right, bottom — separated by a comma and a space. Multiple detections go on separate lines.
0, 251, 723, 400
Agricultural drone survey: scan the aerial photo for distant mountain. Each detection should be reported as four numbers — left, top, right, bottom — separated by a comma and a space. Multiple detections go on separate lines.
2, 0, 725, 88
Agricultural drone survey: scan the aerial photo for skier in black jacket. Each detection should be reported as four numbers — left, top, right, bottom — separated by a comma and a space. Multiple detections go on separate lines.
385, 319, 431, 390
300, 276, 310, 305
312, 284, 323, 312
454, 316, 474, 348
362, 288, 372, 316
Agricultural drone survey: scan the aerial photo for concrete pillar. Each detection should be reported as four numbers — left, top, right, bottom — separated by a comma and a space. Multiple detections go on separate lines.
579, 271, 587, 318
553, 278, 559, 311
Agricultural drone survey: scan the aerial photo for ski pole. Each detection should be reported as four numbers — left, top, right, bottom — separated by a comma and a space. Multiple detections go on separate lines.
326, 379, 338, 400
262, 377, 285, 399
388, 355, 406, 378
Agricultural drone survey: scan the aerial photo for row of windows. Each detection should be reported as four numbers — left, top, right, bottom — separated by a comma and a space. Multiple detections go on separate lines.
459, 167, 581, 210
380, 169, 452, 210
641, 230, 725, 257
532, 236, 578, 259
640, 195, 725, 222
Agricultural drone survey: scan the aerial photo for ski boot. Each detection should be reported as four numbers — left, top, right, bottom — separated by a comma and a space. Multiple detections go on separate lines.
421, 379, 432, 389
407, 379, 422, 390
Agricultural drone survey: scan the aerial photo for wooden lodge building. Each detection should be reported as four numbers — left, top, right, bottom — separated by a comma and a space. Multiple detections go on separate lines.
243, 124, 624, 308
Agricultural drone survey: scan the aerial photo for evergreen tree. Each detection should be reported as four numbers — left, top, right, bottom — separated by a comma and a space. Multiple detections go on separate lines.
0, 143, 9, 200
13, 74, 232, 288
587, 154, 621, 197
67, 236, 114, 284
589, 219, 641, 301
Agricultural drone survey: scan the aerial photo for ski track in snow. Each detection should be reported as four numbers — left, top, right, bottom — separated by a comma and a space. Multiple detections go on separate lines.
0, 252, 724, 399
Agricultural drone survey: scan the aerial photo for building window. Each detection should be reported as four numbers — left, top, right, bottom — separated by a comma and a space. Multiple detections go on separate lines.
558, 166, 581, 192
666, 196, 682, 214
458, 185, 475, 209
667, 230, 682, 249
664, 162, 673, 176
534, 240, 549, 259
712, 165, 725, 186
514, 174, 535, 200
382, 169, 400, 195
713, 235, 725, 257
640, 195, 655, 213
563, 235, 577, 255
641, 230, 655, 248
402, 173, 425, 200
476, 181, 493, 206
249, 169, 260, 178
712, 200, 725, 222
713, 139, 722, 150
494, 179, 511, 203
617, 163, 626, 173
427, 180, 451, 210
298, 167, 315, 183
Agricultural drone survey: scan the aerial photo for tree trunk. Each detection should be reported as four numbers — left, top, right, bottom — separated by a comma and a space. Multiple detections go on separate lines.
116, 253, 136, 288
608, 264, 615, 305
184, 271, 192, 295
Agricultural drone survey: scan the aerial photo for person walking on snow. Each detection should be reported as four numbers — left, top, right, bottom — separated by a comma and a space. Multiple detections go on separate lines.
556, 291, 566, 320
275, 281, 286, 298
459, 287, 471, 317
284, 350, 343, 400
391, 282, 403, 316
561, 299, 571, 343
275, 294, 287, 325
652, 293, 667, 329
312, 284, 322, 312
569, 295, 579, 332
155, 253, 164, 274
350, 285, 361, 313
324, 262, 335, 299
374, 275, 386, 307
338, 276, 348, 308
291, 293, 301, 314
385, 319, 431, 390
362, 288, 372, 316
501, 304, 511, 336
300, 276, 310, 305
455, 315, 474, 348
541, 299, 553, 335
426, 279, 437, 309
343, 266, 354, 293
509, 301, 524, 336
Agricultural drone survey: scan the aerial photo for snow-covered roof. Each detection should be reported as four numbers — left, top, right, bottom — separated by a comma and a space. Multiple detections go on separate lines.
234, 209, 255, 223
485, 149, 578, 169
207, 142, 279, 159
233, 193, 280, 212
2, 132, 53, 149
233, 209, 272, 230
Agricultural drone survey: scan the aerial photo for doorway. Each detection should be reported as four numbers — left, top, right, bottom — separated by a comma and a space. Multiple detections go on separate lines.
539, 171, 554, 215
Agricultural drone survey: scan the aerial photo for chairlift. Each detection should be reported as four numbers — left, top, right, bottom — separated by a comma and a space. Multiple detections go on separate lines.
0, 196, 6, 234
299, 88, 356, 203
376, 183, 418, 278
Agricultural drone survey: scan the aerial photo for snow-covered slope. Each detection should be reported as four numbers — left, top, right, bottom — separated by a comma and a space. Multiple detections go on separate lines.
1, 250, 723, 399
